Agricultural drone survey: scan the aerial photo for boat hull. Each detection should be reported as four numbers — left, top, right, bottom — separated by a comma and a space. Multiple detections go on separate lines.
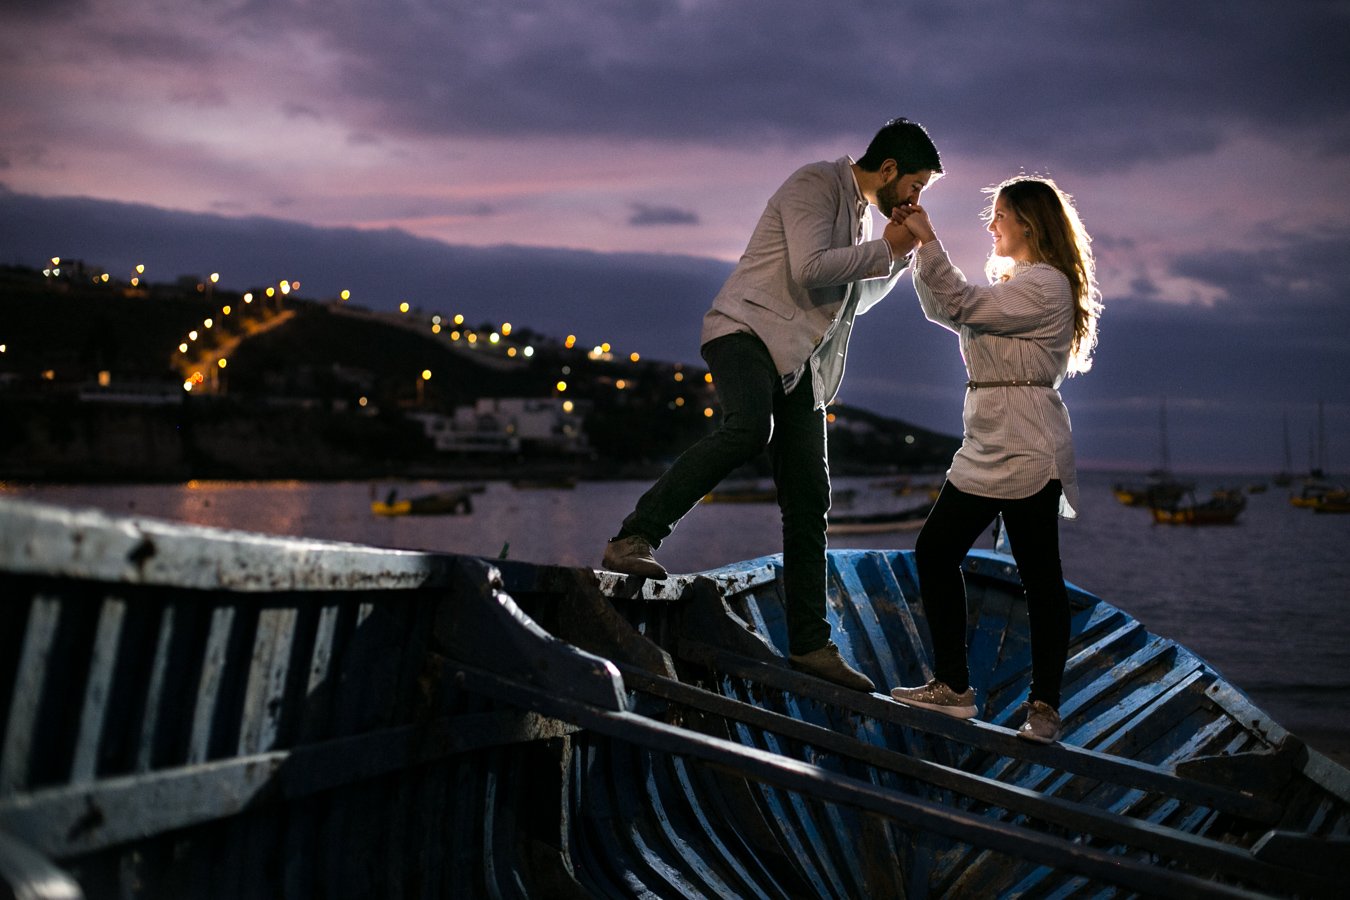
1, 497, 1346, 898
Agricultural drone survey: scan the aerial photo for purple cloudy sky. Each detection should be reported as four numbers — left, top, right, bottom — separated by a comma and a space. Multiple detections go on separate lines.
2, 0, 1349, 474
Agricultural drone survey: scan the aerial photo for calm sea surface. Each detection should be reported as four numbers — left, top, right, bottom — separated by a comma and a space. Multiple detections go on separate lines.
6, 470, 1348, 761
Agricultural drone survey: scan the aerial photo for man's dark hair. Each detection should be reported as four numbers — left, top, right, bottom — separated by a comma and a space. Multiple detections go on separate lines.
856, 117, 942, 175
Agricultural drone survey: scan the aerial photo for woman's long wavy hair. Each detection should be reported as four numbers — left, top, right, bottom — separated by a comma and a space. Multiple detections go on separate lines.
985, 176, 1103, 374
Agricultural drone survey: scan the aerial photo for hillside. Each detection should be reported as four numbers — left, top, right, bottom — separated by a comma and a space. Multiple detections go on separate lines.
0, 263, 959, 481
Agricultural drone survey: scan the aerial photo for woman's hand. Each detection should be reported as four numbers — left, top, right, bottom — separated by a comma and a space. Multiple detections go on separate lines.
899, 204, 936, 244
883, 204, 920, 257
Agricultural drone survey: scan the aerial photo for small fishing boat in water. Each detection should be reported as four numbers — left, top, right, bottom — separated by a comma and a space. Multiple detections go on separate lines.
827, 500, 933, 535
1309, 488, 1350, 514
1, 496, 1346, 899
1114, 400, 1196, 508
370, 486, 477, 516
1151, 488, 1247, 526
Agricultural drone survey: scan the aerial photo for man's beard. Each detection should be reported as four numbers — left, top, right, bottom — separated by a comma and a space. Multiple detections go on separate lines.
876, 176, 909, 217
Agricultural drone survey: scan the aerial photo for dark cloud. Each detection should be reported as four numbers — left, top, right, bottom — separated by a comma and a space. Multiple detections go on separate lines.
1171, 224, 1350, 322
1, 0, 88, 18
248, 0, 1350, 172
628, 203, 699, 226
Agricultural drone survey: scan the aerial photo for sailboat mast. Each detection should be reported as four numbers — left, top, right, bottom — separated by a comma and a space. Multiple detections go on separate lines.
1159, 398, 1170, 473
1318, 400, 1326, 475
1283, 414, 1292, 471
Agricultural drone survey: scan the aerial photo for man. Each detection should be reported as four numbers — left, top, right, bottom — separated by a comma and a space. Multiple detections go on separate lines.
602, 118, 942, 691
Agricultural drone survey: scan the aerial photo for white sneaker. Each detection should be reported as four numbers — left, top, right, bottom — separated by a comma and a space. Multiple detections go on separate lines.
890, 678, 978, 718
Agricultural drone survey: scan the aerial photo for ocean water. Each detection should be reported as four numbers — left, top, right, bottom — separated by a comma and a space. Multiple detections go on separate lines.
5, 470, 1348, 761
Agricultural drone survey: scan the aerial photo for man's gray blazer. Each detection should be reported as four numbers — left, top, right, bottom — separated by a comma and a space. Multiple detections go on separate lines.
701, 156, 908, 406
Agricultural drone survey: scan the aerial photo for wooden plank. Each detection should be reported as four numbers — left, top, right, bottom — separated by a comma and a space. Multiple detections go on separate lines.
617, 662, 1326, 896
237, 606, 298, 755
456, 663, 1278, 900
70, 597, 126, 784
136, 603, 176, 772
0, 708, 578, 858
679, 641, 1283, 824
187, 606, 235, 765
0, 597, 61, 794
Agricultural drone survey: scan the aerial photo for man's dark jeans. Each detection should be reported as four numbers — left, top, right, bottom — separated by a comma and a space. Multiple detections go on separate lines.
619, 332, 832, 654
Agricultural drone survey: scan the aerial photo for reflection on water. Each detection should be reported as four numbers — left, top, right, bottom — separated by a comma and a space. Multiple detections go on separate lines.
5, 471, 1349, 755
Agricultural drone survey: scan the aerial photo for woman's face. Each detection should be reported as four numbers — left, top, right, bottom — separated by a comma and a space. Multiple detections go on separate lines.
988, 195, 1031, 261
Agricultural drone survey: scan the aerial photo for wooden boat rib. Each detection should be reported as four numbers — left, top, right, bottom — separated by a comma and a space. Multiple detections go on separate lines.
1, 497, 1347, 899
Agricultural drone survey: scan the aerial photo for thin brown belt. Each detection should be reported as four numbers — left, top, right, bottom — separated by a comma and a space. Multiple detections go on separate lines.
965, 379, 1055, 389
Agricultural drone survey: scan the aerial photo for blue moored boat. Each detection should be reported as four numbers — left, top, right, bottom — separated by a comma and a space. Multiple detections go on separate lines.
1, 496, 1347, 898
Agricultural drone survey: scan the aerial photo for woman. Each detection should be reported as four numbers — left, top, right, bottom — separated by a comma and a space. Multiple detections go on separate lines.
889, 176, 1102, 744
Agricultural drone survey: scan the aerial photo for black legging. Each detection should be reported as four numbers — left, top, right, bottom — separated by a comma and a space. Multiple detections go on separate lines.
914, 479, 1070, 708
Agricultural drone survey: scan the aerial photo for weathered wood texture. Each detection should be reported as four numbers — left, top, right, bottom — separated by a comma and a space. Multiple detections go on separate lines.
2, 498, 1348, 899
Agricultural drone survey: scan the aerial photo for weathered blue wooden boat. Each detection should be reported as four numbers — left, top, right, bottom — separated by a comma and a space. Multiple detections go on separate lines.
1, 496, 1347, 899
